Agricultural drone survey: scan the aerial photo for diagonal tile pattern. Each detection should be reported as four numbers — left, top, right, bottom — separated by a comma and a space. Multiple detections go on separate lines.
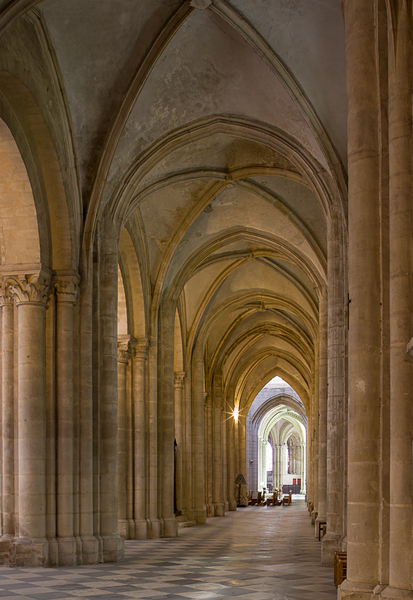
0, 499, 337, 600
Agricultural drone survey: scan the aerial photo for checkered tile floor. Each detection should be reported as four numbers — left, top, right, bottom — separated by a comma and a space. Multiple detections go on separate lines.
0, 498, 337, 600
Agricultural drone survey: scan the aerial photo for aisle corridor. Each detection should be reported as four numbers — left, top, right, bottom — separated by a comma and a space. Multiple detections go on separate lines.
0, 499, 336, 600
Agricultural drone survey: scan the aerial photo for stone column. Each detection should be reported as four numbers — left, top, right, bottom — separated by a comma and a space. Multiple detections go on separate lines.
339, 1, 381, 596
212, 373, 224, 516
55, 275, 79, 565
314, 286, 327, 537
317, 287, 327, 535
205, 392, 213, 516
0, 289, 14, 546
221, 402, 228, 511
323, 209, 346, 563
182, 370, 194, 520
78, 261, 99, 564
227, 406, 236, 511
381, 7, 413, 599
159, 304, 178, 538
276, 445, 281, 491
99, 223, 124, 562
174, 371, 186, 516
301, 444, 306, 494
117, 338, 130, 540
133, 338, 149, 539
147, 338, 160, 538
7, 274, 50, 566
192, 344, 206, 524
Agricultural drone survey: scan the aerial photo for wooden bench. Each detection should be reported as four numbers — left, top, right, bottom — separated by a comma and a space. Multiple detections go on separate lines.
334, 551, 347, 587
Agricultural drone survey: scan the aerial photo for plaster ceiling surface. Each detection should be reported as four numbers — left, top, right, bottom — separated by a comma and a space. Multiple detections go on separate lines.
229, 0, 347, 166
37, 0, 179, 192
107, 7, 329, 193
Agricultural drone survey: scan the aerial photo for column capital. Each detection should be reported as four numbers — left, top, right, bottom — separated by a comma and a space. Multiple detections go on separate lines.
174, 371, 186, 388
117, 339, 131, 364
54, 273, 80, 304
4, 272, 51, 306
0, 280, 13, 306
132, 337, 149, 360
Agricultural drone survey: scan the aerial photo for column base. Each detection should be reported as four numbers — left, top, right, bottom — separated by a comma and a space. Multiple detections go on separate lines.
194, 508, 206, 524
80, 535, 100, 564
206, 503, 214, 517
57, 537, 77, 566
118, 519, 130, 540
9, 537, 49, 567
133, 519, 148, 540
322, 533, 341, 565
339, 578, 376, 599
224, 501, 229, 511
162, 517, 178, 538
380, 587, 413, 599
101, 534, 124, 563
214, 502, 225, 517
311, 509, 317, 525
228, 500, 237, 511
147, 518, 161, 539
0, 535, 14, 566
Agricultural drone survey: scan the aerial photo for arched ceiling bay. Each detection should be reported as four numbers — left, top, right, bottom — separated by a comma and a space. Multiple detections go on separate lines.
25, 0, 346, 421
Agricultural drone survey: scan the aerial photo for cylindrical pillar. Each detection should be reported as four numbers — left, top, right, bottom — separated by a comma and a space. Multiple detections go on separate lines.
117, 339, 130, 540
99, 223, 123, 562
174, 371, 185, 516
147, 337, 160, 538
9, 275, 50, 566
192, 344, 206, 523
55, 276, 79, 565
382, 7, 413, 598
78, 261, 99, 564
159, 304, 177, 538
339, 1, 381, 596
1, 293, 14, 541
317, 286, 328, 532
212, 373, 224, 516
133, 338, 148, 539
227, 405, 236, 511
323, 209, 346, 562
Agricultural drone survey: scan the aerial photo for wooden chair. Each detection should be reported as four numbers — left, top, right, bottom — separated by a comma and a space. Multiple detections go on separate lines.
265, 491, 277, 506
250, 491, 262, 506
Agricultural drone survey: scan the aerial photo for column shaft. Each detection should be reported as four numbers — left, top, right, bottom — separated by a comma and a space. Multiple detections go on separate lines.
1, 300, 14, 539
133, 340, 148, 539
99, 224, 123, 561
383, 6, 413, 597
323, 210, 346, 564
55, 278, 78, 565
174, 372, 185, 516
340, 1, 381, 595
117, 342, 130, 540
192, 344, 206, 523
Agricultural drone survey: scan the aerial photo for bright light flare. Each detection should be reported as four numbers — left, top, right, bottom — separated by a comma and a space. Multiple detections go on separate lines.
233, 407, 239, 422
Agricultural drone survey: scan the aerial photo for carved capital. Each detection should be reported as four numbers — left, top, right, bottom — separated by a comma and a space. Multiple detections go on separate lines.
133, 337, 149, 360
6, 273, 51, 306
117, 340, 131, 364
174, 371, 186, 388
54, 274, 80, 304
0, 280, 13, 306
